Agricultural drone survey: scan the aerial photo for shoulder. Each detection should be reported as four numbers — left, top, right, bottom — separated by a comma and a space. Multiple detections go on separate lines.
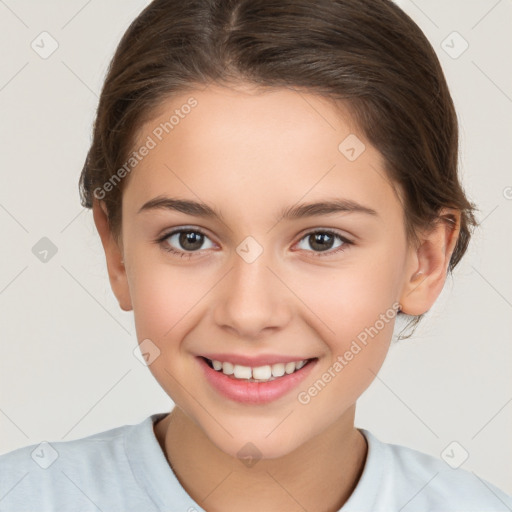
386, 436, 510, 506
345, 429, 512, 512
0, 421, 128, 471
0, 417, 153, 511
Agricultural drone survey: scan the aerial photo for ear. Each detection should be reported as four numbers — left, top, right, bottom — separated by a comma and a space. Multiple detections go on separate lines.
92, 199, 133, 312
399, 208, 461, 316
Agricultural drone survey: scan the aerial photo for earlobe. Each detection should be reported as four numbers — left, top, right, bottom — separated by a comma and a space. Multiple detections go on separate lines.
399, 208, 461, 316
92, 199, 133, 312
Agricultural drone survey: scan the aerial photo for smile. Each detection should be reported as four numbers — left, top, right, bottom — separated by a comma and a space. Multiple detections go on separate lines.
198, 355, 318, 404
204, 357, 311, 382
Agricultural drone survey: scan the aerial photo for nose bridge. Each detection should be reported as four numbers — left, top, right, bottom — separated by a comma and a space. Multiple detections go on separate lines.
213, 238, 291, 337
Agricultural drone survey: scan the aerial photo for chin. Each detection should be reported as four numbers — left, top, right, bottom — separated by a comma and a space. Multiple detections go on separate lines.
203, 421, 310, 462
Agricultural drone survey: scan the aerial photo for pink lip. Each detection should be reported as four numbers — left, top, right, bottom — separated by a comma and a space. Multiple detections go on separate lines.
200, 353, 312, 367
197, 356, 317, 405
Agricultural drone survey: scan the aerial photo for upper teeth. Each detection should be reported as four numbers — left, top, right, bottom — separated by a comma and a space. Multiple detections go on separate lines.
209, 359, 308, 381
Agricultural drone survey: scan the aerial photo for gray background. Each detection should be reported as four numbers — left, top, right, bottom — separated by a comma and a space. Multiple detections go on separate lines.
1, 0, 511, 496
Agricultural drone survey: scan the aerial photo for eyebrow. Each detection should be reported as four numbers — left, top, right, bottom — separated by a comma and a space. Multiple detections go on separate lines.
137, 195, 378, 220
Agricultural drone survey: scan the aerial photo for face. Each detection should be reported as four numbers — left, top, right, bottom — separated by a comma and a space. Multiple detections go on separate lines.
113, 83, 415, 458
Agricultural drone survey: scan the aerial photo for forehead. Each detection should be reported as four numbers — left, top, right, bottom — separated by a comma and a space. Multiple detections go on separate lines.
124, 83, 400, 223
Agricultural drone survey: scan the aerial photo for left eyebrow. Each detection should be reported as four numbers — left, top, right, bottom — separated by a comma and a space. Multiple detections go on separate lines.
137, 196, 378, 220
278, 199, 378, 220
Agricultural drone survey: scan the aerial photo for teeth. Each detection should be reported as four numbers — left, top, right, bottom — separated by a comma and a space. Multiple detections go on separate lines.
271, 363, 285, 377
285, 362, 296, 374
295, 360, 306, 370
252, 365, 272, 380
222, 361, 234, 375
233, 365, 252, 379
208, 358, 309, 381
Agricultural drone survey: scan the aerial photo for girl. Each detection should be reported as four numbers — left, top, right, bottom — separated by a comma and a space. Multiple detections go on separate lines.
1, 0, 511, 510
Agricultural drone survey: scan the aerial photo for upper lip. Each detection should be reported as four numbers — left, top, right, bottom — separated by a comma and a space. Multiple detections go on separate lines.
200, 353, 315, 367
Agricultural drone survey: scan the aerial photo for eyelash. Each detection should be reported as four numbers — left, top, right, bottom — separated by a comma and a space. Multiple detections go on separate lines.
155, 227, 354, 259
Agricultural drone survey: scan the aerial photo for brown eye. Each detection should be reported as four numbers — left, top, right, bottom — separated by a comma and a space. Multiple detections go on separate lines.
296, 230, 353, 257
157, 228, 215, 257
307, 232, 335, 252
176, 230, 205, 251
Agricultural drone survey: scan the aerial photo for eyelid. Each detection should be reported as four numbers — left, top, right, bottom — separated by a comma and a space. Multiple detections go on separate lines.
157, 225, 213, 241
298, 226, 353, 242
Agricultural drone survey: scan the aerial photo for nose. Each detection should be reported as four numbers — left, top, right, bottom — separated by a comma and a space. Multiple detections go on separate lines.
213, 248, 292, 340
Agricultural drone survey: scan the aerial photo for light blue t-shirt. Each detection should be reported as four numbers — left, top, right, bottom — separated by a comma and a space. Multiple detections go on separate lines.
1, 411, 511, 511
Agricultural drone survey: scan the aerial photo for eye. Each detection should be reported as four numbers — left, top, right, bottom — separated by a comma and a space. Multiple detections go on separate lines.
156, 228, 215, 258
295, 229, 353, 257
155, 227, 353, 260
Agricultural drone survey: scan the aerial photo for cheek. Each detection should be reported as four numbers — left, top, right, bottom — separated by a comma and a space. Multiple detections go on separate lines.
128, 267, 194, 401
295, 293, 397, 432
128, 264, 208, 402
129, 260, 203, 337
294, 256, 400, 345
293, 255, 400, 392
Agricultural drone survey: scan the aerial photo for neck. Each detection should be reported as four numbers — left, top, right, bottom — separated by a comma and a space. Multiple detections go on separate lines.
154, 405, 367, 512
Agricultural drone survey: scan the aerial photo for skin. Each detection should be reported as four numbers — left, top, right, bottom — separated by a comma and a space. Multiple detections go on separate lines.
93, 83, 461, 512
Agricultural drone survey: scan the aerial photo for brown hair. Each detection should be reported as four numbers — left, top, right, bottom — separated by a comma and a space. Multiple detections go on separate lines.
79, 0, 478, 339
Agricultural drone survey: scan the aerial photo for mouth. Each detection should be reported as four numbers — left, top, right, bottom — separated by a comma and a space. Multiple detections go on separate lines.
197, 355, 318, 404
201, 356, 314, 382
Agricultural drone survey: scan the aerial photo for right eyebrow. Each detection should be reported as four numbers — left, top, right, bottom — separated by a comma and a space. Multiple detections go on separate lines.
137, 196, 224, 220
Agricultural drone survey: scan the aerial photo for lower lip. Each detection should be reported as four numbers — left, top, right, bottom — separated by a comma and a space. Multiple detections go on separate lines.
197, 357, 317, 405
